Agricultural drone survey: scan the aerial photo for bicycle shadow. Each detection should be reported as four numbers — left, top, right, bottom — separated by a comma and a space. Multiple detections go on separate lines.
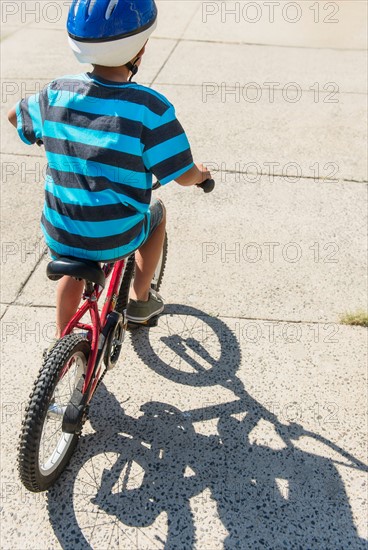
47, 305, 367, 550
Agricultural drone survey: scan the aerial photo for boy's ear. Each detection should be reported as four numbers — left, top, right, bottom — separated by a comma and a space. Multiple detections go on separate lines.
129, 41, 148, 65
137, 41, 148, 57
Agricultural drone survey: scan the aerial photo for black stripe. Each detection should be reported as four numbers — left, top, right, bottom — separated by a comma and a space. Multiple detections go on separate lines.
44, 136, 146, 173
20, 99, 36, 144
143, 120, 186, 152
38, 87, 49, 120
46, 167, 151, 204
68, 13, 157, 43
42, 213, 145, 251
49, 79, 169, 116
45, 190, 147, 222
45, 105, 143, 139
151, 149, 194, 181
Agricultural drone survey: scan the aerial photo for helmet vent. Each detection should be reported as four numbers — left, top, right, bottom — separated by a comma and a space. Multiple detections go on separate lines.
73, 0, 81, 17
105, 0, 118, 20
87, 0, 97, 16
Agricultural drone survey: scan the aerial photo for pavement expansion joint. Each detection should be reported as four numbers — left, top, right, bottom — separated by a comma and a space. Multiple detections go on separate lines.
0, 305, 9, 321
0, 27, 29, 43
6, 244, 47, 310
3, 301, 356, 328
5, 302, 56, 310
4, 151, 45, 160
179, 37, 368, 53
1, 28, 366, 52
4, 156, 366, 185
148, 82, 368, 96
150, 5, 201, 86
149, 39, 180, 87
219, 169, 368, 185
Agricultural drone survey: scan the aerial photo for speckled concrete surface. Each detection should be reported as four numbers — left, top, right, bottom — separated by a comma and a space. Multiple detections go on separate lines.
15, 174, 367, 322
1, 306, 367, 549
1, 1, 367, 549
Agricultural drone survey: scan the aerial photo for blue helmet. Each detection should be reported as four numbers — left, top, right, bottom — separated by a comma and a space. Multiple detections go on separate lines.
67, 0, 158, 67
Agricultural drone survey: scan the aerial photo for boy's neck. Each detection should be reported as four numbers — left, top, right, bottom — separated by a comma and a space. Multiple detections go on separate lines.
91, 65, 130, 83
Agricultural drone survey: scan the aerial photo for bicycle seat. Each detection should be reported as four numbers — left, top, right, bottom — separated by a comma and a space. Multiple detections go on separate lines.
46, 257, 106, 288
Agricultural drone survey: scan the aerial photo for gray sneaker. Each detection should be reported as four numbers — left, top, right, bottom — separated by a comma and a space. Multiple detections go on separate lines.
127, 289, 164, 323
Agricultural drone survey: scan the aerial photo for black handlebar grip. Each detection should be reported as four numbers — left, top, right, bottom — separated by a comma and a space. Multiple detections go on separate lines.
196, 178, 215, 193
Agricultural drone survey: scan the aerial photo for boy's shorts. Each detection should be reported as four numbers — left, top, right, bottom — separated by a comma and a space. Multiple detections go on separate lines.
48, 199, 165, 263
144, 198, 165, 243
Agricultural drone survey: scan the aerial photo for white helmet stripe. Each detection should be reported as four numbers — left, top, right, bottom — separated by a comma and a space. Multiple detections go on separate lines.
68, 19, 157, 66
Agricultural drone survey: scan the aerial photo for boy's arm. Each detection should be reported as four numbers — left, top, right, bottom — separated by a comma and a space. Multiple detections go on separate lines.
143, 100, 213, 187
175, 163, 211, 187
8, 106, 17, 128
8, 93, 44, 145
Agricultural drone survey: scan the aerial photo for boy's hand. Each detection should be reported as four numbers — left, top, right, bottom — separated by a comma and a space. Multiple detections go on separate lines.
175, 163, 212, 187
8, 106, 17, 128
195, 163, 212, 184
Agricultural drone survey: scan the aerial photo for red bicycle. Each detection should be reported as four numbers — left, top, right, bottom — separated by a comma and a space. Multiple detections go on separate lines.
17, 179, 215, 492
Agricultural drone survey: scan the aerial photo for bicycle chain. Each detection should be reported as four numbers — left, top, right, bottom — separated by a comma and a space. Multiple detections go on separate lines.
96, 367, 108, 390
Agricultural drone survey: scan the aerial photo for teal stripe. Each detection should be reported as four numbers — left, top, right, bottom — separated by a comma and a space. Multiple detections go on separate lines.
47, 88, 173, 130
45, 176, 149, 212
43, 120, 142, 156
143, 134, 190, 169
45, 176, 117, 206
27, 93, 42, 139
46, 152, 148, 189
43, 204, 143, 239
160, 162, 195, 186
15, 102, 31, 145
42, 222, 147, 262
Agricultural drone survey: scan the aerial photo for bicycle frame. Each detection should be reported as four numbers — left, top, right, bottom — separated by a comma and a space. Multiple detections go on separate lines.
61, 257, 128, 400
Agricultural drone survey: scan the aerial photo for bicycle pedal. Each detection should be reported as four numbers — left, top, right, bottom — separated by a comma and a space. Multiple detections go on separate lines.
146, 315, 159, 327
127, 315, 160, 330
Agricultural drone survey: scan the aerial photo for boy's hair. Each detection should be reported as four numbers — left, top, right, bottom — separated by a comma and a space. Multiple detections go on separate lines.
67, 0, 157, 67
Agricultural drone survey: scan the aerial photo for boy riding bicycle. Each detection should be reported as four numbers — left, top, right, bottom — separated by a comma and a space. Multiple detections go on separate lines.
8, 0, 211, 337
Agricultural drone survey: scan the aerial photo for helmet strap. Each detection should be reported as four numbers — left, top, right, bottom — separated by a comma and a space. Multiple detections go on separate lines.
126, 56, 141, 82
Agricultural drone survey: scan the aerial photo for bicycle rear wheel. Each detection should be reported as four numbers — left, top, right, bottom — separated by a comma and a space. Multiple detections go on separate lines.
18, 334, 90, 492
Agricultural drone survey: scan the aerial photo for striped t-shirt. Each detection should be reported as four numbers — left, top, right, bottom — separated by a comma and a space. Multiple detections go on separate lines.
16, 73, 194, 261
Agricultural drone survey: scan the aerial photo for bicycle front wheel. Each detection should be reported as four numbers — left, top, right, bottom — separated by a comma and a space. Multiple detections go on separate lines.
18, 334, 90, 492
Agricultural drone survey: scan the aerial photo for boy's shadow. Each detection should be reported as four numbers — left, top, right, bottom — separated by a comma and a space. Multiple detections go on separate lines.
47, 305, 367, 550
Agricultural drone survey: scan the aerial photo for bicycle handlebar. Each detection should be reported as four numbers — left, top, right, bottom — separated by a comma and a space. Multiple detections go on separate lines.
196, 178, 215, 193
153, 178, 215, 193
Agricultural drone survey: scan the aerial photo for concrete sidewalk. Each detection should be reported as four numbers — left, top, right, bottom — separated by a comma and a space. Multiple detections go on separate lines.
1, 1, 367, 548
